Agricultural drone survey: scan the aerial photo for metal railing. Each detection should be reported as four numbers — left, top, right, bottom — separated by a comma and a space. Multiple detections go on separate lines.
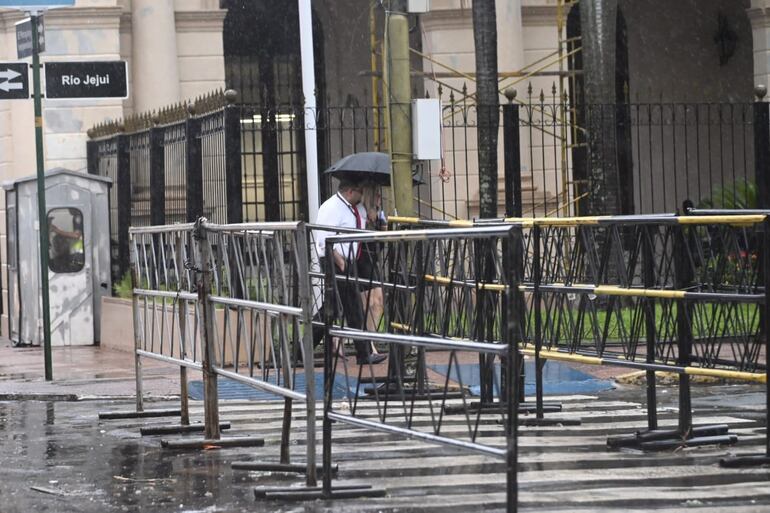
387, 214, 769, 453
99, 214, 769, 510
87, 92, 242, 287
116, 219, 318, 486
270, 225, 523, 508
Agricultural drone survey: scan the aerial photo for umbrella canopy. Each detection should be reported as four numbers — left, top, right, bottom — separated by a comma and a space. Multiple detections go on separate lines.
323, 152, 392, 186
323, 152, 425, 186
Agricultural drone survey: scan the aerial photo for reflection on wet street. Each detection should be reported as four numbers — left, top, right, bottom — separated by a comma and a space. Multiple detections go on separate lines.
0, 400, 283, 513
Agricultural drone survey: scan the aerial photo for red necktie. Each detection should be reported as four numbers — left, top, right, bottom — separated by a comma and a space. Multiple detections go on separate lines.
352, 206, 362, 259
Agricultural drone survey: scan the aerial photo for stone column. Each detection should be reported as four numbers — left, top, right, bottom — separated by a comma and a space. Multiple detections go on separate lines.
131, 0, 180, 112
496, 0, 525, 73
749, 2, 770, 90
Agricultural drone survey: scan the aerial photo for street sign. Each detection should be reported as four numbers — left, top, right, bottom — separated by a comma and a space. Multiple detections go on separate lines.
0, 1, 74, 8
16, 16, 44, 59
0, 62, 29, 100
45, 61, 128, 99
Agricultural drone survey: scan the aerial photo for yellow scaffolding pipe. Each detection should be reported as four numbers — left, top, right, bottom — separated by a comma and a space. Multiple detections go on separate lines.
370, 2, 381, 151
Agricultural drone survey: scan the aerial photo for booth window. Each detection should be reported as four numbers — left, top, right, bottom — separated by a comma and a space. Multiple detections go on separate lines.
48, 208, 85, 273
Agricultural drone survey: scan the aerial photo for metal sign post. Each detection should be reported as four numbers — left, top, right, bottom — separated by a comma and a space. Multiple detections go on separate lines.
30, 13, 53, 381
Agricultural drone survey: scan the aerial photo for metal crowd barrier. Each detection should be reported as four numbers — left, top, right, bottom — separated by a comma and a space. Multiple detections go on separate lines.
390, 213, 770, 460
98, 223, 201, 427
201, 220, 318, 482
99, 219, 320, 487
98, 212, 769, 511
257, 224, 524, 512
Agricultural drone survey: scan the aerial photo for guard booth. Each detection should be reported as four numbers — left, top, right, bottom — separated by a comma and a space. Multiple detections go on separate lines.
4, 169, 112, 346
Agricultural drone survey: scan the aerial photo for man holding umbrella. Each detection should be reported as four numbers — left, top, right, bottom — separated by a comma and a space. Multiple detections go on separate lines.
315, 177, 388, 366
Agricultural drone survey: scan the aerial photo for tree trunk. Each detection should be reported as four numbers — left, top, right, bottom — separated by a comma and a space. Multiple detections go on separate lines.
472, 0, 499, 404
580, 0, 621, 215
473, 0, 499, 219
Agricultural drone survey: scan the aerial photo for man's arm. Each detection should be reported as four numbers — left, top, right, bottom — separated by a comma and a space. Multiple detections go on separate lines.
315, 201, 346, 271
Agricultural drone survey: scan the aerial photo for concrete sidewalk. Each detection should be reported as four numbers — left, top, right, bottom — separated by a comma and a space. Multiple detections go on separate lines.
0, 338, 181, 400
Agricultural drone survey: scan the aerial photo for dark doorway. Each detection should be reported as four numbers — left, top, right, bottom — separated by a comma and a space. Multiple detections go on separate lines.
220, 0, 326, 222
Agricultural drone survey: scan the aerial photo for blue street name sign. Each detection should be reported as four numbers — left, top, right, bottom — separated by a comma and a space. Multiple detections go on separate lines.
0, 1, 74, 7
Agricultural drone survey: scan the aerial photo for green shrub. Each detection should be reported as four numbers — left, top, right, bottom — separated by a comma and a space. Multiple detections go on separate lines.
114, 272, 133, 299
698, 179, 757, 209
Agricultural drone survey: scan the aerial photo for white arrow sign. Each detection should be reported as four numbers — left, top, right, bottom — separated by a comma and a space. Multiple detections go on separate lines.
0, 68, 22, 81
0, 62, 29, 99
0, 80, 24, 92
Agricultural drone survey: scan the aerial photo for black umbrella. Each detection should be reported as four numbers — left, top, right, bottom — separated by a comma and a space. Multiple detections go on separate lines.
323, 152, 425, 186
323, 152, 391, 186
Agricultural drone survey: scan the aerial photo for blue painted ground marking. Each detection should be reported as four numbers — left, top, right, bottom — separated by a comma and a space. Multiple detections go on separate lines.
429, 360, 614, 397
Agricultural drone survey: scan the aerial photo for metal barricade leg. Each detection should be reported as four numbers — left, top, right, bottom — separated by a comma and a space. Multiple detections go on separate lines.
161, 220, 259, 449
519, 225, 577, 427
610, 222, 736, 450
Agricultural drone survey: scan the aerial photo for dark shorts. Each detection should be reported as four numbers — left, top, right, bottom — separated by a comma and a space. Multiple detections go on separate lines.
356, 242, 381, 291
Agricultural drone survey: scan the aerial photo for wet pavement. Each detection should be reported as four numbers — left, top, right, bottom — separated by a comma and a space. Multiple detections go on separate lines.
0, 398, 287, 513
1, 339, 770, 512
2, 389, 770, 513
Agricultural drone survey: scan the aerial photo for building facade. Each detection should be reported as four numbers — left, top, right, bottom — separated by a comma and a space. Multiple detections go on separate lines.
2, 0, 770, 336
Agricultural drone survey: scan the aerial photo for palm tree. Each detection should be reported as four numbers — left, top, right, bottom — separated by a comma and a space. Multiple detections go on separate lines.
472, 0, 499, 219
472, 0, 500, 403
579, 0, 621, 215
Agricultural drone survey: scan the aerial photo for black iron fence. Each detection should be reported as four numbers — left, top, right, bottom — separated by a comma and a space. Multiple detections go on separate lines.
87, 92, 242, 286
87, 87, 770, 287
502, 86, 770, 218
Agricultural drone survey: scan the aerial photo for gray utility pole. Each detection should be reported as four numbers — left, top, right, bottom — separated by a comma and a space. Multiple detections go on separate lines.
386, 0, 414, 217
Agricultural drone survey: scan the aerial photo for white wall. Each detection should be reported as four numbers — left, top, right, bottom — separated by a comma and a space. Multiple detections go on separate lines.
0, 0, 226, 337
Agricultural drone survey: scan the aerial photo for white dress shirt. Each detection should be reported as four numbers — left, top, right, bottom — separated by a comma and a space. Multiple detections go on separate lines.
314, 192, 367, 260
